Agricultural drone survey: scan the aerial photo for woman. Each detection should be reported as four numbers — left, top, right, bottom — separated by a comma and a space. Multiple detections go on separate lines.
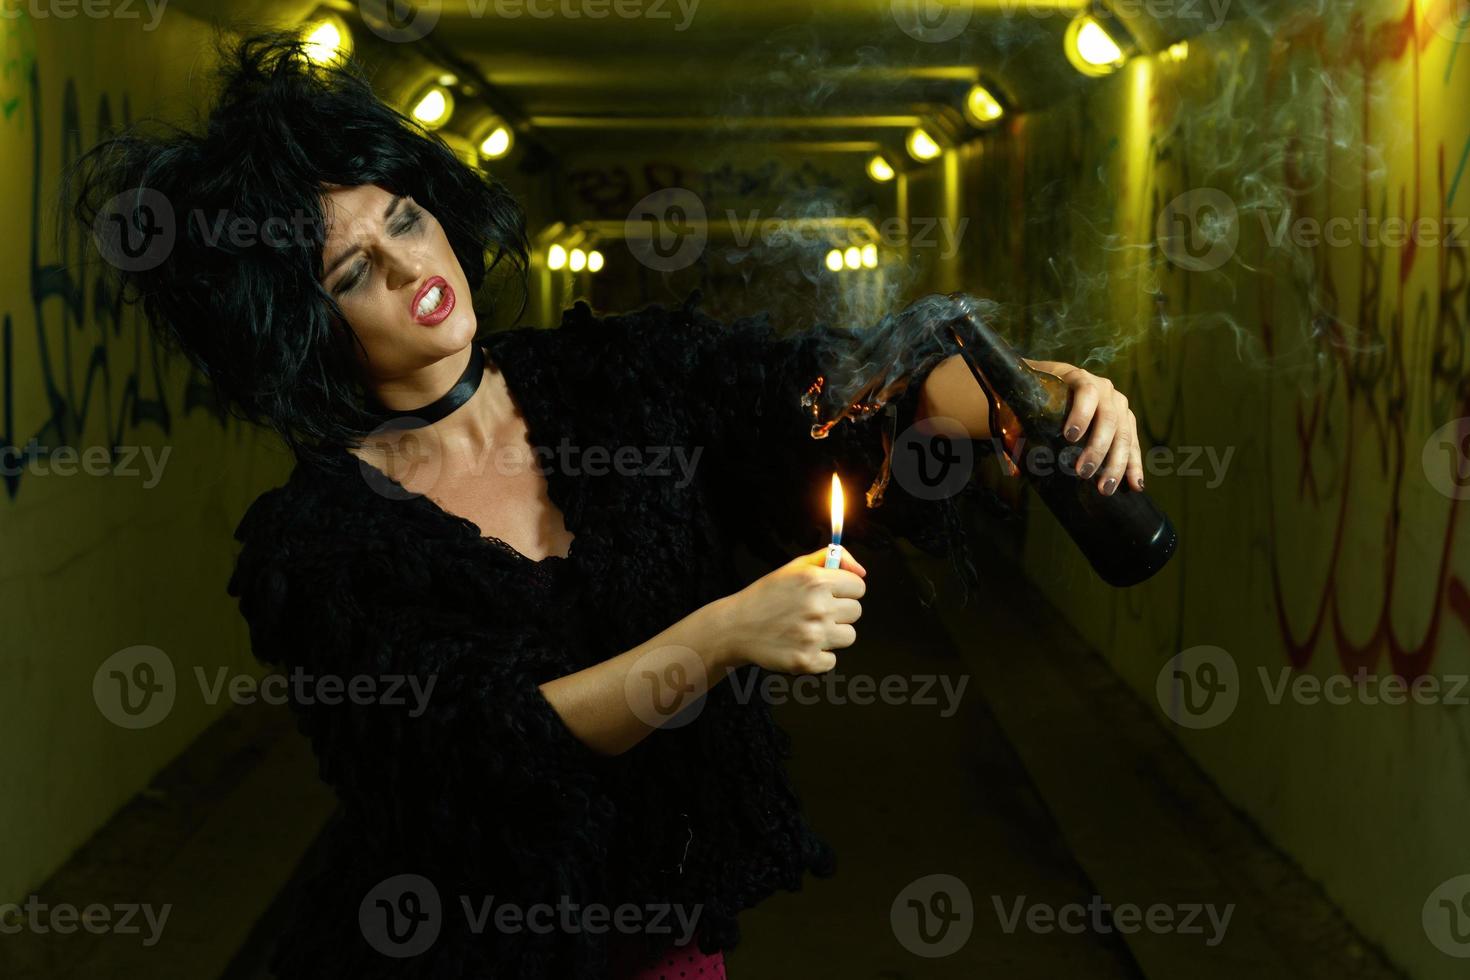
70, 31, 1143, 980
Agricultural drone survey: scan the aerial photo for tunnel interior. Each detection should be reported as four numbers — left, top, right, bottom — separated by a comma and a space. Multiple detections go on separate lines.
2, 1, 1468, 978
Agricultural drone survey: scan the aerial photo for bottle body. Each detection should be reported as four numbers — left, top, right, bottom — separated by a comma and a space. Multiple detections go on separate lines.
947, 311, 1179, 587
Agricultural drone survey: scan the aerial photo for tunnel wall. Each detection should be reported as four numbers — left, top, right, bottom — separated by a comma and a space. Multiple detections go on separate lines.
0, 11, 292, 904
957, 6, 1469, 977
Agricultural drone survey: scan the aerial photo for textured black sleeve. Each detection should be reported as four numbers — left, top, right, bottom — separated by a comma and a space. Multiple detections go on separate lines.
226, 500, 618, 975
574, 292, 981, 591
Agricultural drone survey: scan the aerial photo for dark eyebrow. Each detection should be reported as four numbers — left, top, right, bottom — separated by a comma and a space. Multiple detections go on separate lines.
323, 194, 406, 280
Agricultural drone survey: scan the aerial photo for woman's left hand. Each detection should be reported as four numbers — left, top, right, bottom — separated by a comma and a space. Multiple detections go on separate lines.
1026, 360, 1145, 496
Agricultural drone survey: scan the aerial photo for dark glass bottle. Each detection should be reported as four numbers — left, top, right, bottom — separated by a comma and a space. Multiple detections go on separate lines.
946, 309, 1179, 587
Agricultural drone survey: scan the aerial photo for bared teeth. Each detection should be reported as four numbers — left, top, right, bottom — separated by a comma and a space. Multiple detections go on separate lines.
417, 285, 444, 316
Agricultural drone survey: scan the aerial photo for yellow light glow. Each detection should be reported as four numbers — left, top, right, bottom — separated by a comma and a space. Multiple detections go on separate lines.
825, 249, 844, 272
1066, 14, 1127, 76
843, 246, 861, 270
411, 86, 453, 129
861, 243, 878, 268
1167, 41, 1189, 61
479, 125, 513, 159
829, 473, 844, 539
569, 248, 587, 272
867, 154, 895, 182
964, 83, 1004, 127
547, 244, 567, 270
906, 127, 942, 162
302, 17, 350, 64
587, 249, 605, 273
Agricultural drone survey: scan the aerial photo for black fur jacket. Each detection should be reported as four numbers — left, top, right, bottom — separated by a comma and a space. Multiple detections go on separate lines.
225, 292, 974, 978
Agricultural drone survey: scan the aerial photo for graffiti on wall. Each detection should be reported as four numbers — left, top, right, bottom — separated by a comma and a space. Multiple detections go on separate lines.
986, 1, 1469, 676
1, 44, 228, 502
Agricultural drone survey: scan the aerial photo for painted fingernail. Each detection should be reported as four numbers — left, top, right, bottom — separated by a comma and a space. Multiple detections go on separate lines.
1103, 478, 1117, 495
1078, 461, 1096, 478
1138, 478, 1146, 490
1065, 425, 1081, 442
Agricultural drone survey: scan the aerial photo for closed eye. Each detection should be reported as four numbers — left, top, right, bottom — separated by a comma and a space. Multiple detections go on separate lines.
332, 204, 425, 296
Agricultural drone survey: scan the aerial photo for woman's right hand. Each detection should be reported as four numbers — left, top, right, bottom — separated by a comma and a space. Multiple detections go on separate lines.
713, 546, 867, 675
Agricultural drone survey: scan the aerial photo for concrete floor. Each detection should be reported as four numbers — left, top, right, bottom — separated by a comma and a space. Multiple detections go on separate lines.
5, 539, 1409, 980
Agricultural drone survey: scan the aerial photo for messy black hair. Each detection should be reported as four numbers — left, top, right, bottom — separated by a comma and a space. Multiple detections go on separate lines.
67, 29, 530, 466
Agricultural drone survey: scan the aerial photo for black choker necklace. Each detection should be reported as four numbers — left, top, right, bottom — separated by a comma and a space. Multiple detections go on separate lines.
365, 342, 486, 431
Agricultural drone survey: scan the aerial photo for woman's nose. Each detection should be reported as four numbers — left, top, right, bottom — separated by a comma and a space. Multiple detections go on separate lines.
382, 243, 424, 293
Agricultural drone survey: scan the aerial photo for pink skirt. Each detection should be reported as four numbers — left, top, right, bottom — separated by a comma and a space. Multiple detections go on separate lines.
609, 936, 727, 979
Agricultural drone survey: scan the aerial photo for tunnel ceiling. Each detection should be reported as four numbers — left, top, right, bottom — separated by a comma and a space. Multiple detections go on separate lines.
170, 0, 1249, 161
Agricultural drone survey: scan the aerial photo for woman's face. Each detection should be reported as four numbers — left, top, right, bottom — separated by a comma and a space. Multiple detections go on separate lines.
318, 182, 477, 384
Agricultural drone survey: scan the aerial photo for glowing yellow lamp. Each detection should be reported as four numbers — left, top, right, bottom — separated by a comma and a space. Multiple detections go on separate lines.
1066, 14, 1127, 76
964, 83, 1004, 127
411, 86, 454, 129
302, 16, 350, 64
906, 127, 941, 162
479, 125, 513, 160
867, 155, 895, 182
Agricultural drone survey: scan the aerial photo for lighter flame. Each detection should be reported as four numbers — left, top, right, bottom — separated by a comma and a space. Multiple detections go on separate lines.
829, 473, 845, 539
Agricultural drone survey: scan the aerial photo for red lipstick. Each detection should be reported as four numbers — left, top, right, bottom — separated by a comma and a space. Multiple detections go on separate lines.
411, 276, 455, 325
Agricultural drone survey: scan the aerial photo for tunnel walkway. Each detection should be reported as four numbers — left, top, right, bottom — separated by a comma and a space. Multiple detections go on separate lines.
4, 542, 1406, 980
